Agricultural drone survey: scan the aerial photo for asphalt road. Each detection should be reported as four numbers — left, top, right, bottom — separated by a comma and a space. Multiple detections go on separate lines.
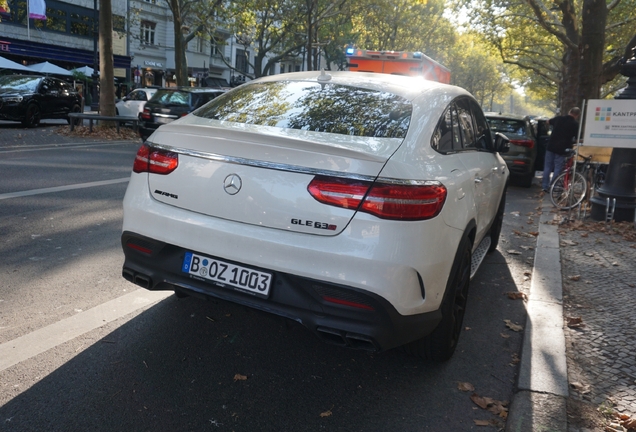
0, 127, 541, 431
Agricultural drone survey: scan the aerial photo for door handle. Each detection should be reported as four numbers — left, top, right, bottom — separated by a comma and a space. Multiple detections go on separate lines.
474, 177, 483, 184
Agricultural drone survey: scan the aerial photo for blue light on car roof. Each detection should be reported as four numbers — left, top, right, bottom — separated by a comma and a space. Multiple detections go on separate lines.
346, 47, 354, 55
413, 52, 422, 59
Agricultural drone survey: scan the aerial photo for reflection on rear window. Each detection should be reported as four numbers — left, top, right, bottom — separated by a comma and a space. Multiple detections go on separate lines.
195, 81, 412, 138
487, 118, 527, 136
151, 90, 190, 106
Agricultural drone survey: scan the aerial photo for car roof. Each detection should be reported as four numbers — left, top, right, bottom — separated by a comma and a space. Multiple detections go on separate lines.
161, 87, 226, 93
484, 112, 530, 121
252, 71, 470, 102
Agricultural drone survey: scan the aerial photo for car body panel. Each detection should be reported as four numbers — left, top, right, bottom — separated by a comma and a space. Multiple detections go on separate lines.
122, 71, 509, 352
0, 75, 81, 124
116, 88, 157, 118
485, 113, 537, 179
139, 88, 226, 140
124, 172, 462, 315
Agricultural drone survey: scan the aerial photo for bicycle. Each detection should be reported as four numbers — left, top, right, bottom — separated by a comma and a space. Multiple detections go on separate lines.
549, 148, 606, 210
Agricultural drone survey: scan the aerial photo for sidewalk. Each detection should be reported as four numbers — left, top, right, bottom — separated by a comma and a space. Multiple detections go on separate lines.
507, 195, 636, 431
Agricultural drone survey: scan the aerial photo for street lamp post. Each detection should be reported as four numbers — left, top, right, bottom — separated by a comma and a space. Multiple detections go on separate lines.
90, 0, 99, 111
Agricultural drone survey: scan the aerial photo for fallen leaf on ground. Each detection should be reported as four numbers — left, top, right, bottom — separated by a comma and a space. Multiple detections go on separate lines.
507, 250, 521, 255
620, 417, 636, 430
506, 292, 527, 300
500, 332, 510, 339
510, 353, 520, 365
233, 374, 248, 381
474, 419, 490, 426
320, 408, 333, 418
568, 275, 581, 281
570, 381, 591, 394
528, 231, 539, 236
566, 317, 584, 328
458, 382, 475, 392
470, 393, 509, 418
504, 319, 523, 332
561, 239, 578, 246
612, 262, 619, 266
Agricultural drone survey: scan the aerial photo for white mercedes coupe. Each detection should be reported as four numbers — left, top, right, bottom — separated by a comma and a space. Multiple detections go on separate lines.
121, 71, 509, 361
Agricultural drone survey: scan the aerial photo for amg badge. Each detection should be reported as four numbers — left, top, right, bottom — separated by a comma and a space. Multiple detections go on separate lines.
154, 189, 178, 199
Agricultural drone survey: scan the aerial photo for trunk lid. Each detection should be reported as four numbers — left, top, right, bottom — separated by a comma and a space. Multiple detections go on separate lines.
145, 117, 403, 236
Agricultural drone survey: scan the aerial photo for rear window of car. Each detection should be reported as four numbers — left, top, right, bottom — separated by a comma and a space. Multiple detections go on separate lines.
194, 81, 412, 138
150, 90, 190, 106
487, 118, 528, 136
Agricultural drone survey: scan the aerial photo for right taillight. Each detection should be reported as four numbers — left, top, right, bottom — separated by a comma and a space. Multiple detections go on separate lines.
133, 144, 178, 175
510, 139, 534, 148
308, 176, 447, 221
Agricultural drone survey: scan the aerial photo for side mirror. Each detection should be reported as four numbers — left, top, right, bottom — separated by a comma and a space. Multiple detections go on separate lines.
494, 132, 510, 154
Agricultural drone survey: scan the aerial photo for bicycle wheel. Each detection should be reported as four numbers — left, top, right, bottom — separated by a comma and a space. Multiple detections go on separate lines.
550, 170, 587, 209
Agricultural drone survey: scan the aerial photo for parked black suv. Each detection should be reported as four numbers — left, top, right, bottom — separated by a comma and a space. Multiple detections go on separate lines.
485, 113, 538, 187
0, 75, 82, 127
139, 87, 225, 141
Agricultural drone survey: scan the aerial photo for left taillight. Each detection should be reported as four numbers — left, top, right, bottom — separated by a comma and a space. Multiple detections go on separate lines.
308, 176, 447, 221
133, 144, 178, 175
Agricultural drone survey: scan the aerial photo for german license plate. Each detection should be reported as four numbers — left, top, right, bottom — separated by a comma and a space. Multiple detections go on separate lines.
153, 116, 173, 124
182, 252, 272, 297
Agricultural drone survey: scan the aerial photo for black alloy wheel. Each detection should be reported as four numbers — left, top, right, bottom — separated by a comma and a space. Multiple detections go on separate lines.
22, 103, 41, 128
67, 104, 81, 125
403, 236, 472, 362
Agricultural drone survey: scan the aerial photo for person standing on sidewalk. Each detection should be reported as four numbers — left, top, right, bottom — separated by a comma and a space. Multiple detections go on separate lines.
541, 107, 581, 192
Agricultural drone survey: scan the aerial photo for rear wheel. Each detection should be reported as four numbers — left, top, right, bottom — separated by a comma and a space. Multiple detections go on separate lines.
403, 236, 472, 362
550, 171, 586, 209
22, 104, 41, 128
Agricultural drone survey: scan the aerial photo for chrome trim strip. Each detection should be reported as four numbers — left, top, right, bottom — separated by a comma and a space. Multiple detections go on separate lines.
150, 142, 441, 186
153, 113, 179, 118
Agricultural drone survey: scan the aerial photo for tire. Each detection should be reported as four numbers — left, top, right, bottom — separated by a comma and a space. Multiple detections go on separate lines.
67, 104, 81, 125
488, 189, 506, 253
403, 236, 472, 362
22, 104, 41, 128
518, 170, 534, 188
550, 171, 587, 209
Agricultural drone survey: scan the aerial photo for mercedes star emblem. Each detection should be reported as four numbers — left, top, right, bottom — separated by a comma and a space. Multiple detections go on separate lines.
223, 174, 242, 195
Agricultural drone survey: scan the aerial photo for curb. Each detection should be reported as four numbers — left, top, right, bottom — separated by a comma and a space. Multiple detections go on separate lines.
506, 200, 569, 432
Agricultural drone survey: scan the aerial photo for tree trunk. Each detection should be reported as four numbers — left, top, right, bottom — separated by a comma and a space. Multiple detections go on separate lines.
169, 0, 188, 86
306, 0, 314, 71
98, 0, 116, 118
559, 0, 580, 113
579, 0, 607, 102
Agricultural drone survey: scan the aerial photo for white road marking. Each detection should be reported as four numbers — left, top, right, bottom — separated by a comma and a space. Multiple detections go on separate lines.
0, 289, 172, 372
0, 177, 130, 201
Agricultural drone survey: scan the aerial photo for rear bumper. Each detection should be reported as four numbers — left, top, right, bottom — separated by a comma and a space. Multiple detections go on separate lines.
502, 156, 535, 177
121, 231, 442, 352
